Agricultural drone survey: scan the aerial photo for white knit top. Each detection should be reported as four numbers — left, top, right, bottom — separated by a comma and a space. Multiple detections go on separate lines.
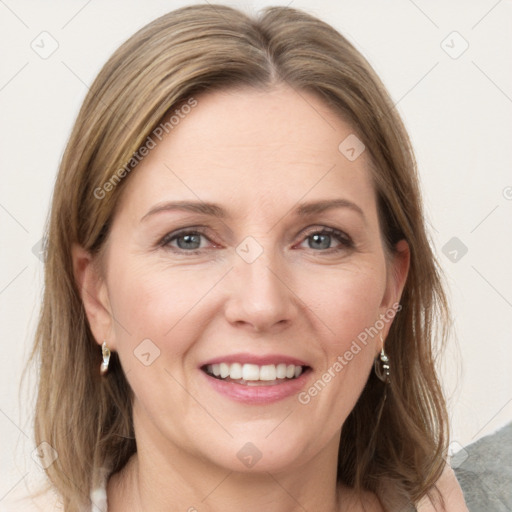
89, 468, 109, 512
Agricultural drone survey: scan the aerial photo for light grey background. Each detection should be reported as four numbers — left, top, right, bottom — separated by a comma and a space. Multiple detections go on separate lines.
1, 0, 511, 502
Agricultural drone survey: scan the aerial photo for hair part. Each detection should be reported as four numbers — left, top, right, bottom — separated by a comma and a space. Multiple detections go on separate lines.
30, 4, 449, 510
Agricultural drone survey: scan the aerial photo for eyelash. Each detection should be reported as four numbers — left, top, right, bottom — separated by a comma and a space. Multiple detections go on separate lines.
158, 226, 354, 255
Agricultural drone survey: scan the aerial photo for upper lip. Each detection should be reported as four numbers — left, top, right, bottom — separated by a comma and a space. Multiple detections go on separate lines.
200, 353, 311, 368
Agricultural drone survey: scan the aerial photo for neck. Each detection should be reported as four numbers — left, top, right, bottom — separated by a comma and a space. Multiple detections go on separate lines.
111, 456, 341, 512
107, 422, 346, 512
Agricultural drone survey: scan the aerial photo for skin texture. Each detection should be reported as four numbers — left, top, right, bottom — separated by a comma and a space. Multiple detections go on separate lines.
73, 84, 411, 511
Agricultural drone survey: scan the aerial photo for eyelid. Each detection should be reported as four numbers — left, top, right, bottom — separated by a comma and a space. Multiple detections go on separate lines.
303, 225, 351, 239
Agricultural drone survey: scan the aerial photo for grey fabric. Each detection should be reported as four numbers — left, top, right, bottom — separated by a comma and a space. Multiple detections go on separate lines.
453, 421, 512, 512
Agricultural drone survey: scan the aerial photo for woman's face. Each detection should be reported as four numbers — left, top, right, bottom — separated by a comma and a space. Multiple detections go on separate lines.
84, 84, 408, 474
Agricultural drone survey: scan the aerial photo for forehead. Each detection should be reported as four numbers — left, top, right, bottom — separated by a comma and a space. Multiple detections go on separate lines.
115, 84, 377, 220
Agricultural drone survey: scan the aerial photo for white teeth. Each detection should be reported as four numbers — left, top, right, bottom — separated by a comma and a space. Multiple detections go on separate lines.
230, 362, 243, 380
259, 364, 277, 381
276, 363, 287, 379
205, 362, 305, 381
219, 362, 230, 378
242, 364, 260, 381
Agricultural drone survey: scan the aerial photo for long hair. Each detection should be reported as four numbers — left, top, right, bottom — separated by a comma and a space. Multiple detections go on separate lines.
30, 4, 449, 510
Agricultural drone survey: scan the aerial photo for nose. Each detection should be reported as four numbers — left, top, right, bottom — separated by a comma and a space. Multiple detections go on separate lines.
223, 249, 298, 333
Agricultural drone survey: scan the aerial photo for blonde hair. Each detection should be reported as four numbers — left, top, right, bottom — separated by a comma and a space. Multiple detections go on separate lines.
30, 4, 449, 510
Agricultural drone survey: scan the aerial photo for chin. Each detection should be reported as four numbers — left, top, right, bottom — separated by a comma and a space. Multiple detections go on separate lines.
194, 428, 315, 474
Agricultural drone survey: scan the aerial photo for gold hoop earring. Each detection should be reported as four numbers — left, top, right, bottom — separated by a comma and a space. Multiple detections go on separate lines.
100, 341, 111, 375
374, 333, 390, 383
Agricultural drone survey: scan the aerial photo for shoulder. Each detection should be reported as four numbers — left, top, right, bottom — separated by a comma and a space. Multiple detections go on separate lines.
416, 463, 469, 512
336, 483, 386, 512
336, 463, 469, 512
0, 488, 64, 512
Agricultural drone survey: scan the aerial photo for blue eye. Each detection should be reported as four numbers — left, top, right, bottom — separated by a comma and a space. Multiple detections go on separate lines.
175, 233, 202, 250
161, 230, 210, 252
308, 233, 333, 250
159, 226, 353, 255
301, 228, 353, 251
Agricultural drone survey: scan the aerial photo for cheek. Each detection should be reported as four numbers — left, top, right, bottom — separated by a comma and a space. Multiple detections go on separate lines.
105, 259, 229, 358
294, 267, 385, 433
296, 262, 386, 347
294, 262, 385, 399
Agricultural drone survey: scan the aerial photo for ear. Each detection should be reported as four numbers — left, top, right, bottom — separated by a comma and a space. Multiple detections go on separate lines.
379, 239, 410, 339
71, 243, 114, 349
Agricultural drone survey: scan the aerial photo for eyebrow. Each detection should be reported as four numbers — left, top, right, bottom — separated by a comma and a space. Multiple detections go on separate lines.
141, 201, 227, 222
140, 198, 365, 222
296, 199, 365, 219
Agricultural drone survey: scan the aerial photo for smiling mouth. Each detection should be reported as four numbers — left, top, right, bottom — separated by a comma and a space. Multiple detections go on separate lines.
201, 363, 311, 386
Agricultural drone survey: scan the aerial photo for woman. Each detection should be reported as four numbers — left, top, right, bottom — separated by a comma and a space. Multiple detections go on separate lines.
23, 4, 467, 511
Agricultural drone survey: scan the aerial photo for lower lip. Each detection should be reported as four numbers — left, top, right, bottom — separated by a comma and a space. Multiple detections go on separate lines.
201, 369, 311, 404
